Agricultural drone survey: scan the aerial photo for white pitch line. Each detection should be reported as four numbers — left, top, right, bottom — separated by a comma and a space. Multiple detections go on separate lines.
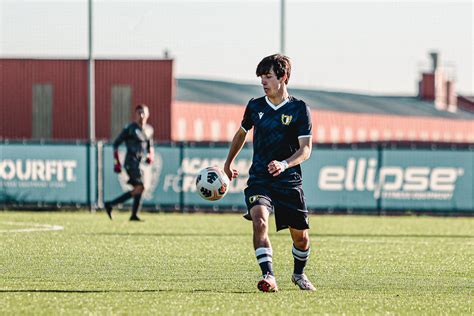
0, 222, 64, 233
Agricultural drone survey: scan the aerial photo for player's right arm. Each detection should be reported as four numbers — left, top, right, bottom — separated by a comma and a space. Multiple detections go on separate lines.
224, 128, 247, 180
112, 125, 129, 173
224, 102, 253, 180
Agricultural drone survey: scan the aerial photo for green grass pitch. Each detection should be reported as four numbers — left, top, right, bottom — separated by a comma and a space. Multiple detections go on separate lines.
0, 212, 472, 315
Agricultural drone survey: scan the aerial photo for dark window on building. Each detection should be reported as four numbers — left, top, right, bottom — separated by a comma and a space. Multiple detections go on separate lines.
111, 85, 132, 138
32, 83, 53, 139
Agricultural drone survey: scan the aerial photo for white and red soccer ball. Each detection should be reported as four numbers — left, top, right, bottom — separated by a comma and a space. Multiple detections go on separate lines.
196, 166, 230, 201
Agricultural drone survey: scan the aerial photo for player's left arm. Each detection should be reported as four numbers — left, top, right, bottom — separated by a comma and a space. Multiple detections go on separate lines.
146, 145, 154, 164
268, 137, 312, 176
145, 126, 154, 164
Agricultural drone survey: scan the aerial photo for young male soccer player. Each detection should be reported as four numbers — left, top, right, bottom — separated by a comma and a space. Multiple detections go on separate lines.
104, 104, 154, 221
224, 54, 315, 292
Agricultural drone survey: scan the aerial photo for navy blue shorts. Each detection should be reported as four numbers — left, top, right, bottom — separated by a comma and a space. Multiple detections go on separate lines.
244, 183, 309, 231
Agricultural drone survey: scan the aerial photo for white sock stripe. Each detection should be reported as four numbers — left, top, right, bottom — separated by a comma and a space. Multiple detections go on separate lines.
293, 254, 308, 262
292, 251, 309, 260
257, 256, 273, 264
256, 247, 272, 257
292, 245, 310, 258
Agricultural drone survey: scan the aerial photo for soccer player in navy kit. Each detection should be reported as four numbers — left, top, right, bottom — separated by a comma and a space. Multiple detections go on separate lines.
224, 54, 315, 292
104, 104, 154, 221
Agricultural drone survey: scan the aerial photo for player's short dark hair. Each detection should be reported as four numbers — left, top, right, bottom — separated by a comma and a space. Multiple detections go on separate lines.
135, 104, 150, 116
256, 54, 291, 84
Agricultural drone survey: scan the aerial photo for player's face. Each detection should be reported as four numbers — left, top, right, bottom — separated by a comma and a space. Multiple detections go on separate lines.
135, 109, 149, 125
260, 69, 285, 98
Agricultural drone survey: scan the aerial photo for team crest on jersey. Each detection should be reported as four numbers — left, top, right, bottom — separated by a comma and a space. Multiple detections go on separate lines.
249, 195, 264, 204
281, 114, 293, 125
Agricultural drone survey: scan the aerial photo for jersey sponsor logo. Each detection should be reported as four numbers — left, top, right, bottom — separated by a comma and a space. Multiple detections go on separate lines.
258, 112, 264, 119
318, 157, 465, 200
281, 114, 292, 125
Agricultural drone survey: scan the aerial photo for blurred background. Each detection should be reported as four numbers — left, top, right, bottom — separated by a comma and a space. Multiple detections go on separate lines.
0, 0, 473, 214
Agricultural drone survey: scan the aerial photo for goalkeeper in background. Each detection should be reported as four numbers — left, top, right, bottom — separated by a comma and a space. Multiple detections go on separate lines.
104, 104, 154, 221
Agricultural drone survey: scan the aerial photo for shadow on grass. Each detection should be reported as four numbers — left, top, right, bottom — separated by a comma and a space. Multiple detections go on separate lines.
0, 289, 255, 294
88, 232, 473, 239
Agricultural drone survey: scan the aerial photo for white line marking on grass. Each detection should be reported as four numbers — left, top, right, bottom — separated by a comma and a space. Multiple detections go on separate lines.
0, 222, 64, 233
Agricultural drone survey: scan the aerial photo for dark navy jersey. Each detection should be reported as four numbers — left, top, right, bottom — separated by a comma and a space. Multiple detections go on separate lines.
113, 122, 154, 165
241, 96, 312, 185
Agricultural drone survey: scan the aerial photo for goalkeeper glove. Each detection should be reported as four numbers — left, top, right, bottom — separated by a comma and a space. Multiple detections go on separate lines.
113, 150, 121, 173
145, 152, 154, 164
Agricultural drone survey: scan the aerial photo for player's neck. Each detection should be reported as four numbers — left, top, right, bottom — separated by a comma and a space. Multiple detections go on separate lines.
267, 89, 289, 106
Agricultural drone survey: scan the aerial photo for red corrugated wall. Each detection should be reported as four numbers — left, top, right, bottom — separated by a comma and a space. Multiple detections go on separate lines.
95, 60, 173, 141
0, 59, 173, 141
0, 59, 88, 139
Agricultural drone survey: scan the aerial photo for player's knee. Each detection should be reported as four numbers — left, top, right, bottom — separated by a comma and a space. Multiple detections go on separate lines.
252, 217, 268, 233
132, 185, 144, 195
293, 233, 310, 249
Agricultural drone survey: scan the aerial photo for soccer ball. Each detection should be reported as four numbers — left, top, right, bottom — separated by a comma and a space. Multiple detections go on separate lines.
196, 166, 230, 201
